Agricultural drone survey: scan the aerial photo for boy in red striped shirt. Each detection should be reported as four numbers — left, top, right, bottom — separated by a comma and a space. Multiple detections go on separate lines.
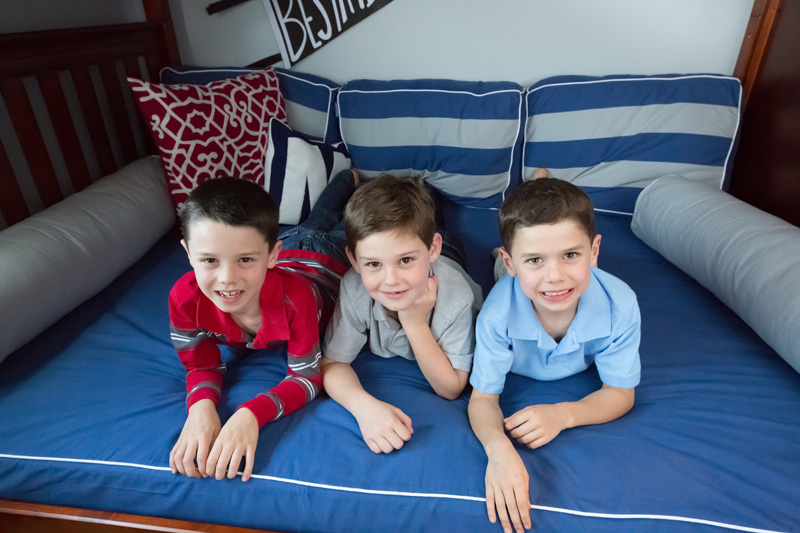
168, 175, 350, 482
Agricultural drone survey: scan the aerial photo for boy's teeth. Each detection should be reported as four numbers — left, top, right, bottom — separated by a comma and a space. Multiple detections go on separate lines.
544, 290, 568, 296
220, 291, 240, 297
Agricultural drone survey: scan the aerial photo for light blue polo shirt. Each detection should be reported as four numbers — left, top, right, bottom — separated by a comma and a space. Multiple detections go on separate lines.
470, 268, 641, 395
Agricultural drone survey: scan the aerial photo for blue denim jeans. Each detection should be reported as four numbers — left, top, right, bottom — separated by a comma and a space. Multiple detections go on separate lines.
278, 169, 354, 266
279, 170, 468, 271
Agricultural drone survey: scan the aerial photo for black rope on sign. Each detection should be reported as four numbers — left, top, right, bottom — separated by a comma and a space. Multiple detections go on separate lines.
247, 54, 283, 68
206, 0, 252, 15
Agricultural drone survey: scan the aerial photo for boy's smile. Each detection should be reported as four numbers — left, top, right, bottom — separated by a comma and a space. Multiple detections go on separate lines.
347, 230, 441, 316
182, 219, 280, 327
499, 220, 601, 336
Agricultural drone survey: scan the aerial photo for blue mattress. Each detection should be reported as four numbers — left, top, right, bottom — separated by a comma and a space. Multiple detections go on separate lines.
1, 190, 799, 533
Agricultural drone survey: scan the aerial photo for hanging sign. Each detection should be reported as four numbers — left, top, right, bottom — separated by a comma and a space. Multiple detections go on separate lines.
263, 0, 395, 67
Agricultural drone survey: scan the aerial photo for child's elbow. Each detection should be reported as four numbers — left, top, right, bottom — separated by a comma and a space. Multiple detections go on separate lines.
437, 387, 463, 401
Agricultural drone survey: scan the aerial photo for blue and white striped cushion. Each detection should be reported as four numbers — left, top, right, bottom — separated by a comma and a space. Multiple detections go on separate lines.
159, 66, 340, 143
523, 74, 742, 189
338, 79, 524, 208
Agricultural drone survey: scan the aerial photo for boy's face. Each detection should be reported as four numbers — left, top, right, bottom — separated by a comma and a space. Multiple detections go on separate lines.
346, 230, 442, 316
182, 219, 281, 321
499, 219, 601, 325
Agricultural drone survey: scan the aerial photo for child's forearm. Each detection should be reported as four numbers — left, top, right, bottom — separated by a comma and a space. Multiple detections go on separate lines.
403, 323, 468, 399
321, 357, 375, 413
468, 390, 513, 453
559, 384, 635, 429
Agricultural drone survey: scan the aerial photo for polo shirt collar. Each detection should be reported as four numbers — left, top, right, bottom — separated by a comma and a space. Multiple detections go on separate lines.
254, 268, 291, 345
571, 269, 612, 342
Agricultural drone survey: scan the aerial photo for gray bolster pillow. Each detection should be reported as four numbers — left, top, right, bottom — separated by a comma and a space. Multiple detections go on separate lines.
0, 156, 175, 363
632, 175, 800, 374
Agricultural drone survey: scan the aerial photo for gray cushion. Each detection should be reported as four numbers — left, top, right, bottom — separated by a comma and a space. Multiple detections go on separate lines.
632, 175, 800, 374
0, 157, 175, 363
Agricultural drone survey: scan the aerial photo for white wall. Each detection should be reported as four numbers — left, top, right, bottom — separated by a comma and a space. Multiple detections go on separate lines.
0, 0, 144, 33
296, 0, 755, 85
169, 0, 281, 67
4, 0, 754, 88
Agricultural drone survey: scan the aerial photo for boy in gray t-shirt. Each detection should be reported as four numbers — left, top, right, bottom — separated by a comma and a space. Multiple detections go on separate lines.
322, 175, 482, 455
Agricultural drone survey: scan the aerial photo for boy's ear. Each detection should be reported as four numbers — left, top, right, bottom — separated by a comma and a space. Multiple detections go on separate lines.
498, 247, 517, 277
429, 232, 442, 262
345, 246, 360, 273
180, 239, 193, 265
590, 234, 602, 268
268, 240, 282, 269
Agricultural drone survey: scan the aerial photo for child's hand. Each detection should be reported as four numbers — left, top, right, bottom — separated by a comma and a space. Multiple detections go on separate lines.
170, 399, 221, 478
353, 398, 414, 454
485, 442, 531, 533
397, 275, 438, 329
206, 408, 259, 481
504, 404, 565, 449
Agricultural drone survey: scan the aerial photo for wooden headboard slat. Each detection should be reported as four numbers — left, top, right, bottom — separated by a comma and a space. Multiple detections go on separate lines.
1, 79, 63, 209
70, 66, 118, 178
0, 15, 177, 230
0, 140, 29, 226
37, 71, 93, 193
123, 56, 157, 156
99, 61, 138, 165
0, 24, 166, 81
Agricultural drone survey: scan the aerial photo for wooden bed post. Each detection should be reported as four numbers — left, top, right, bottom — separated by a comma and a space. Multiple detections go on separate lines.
143, 0, 181, 67
733, 0, 781, 109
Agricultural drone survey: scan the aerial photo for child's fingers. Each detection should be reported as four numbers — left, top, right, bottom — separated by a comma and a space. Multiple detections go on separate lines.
241, 448, 255, 482
501, 485, 527, 533
196, 439, 211, 478
182, 441, 200, 478
515, 485, 532, 530
485, 484, 498, 524
205, 441, 222, 479
507, 420, 539, 440
365, 438, 383, 454
227, 448, 242, 479
169, 441, 183, 474
214, 445, 233, 480
493, 487, 513, 533
394, 408, 414, 434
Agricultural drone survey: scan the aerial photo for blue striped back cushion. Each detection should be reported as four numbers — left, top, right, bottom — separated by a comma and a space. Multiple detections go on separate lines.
338, 79, 524, 208
524, 74, 742, 189
159, 66, 340, 143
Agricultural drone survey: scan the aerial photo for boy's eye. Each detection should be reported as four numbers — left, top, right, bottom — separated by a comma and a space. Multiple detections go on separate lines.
240, 257, 254, 263
201, 258, 217, 264
564, 252, 578, 259
366, 261, 381, 268
525, 257, 541, 264
399, 257, 413, 265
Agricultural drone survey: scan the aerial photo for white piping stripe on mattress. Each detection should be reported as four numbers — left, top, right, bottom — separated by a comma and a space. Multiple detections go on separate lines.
595, 208, 634, 217
0, 454, 785, 533
527, 74, 739, 94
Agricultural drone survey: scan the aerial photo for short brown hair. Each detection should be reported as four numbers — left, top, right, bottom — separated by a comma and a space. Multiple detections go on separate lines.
345, 175, 435, 253
499, 178, 595, 253
179, 177, 279, 248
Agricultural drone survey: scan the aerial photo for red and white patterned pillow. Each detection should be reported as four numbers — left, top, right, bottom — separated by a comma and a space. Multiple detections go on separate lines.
128, 69, 286, 209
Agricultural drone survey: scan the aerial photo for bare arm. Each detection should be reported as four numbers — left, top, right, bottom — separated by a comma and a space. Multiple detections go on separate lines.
468, 389, 531, 533
505, 384, 635, 449
321, 356, 413, 454
398, 275, 469, 399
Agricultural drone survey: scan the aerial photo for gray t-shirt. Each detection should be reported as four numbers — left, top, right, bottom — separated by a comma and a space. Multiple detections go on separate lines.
323, 257, 482, 372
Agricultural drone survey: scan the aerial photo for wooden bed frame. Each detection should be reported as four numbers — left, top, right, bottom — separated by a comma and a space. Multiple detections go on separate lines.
0, 1, 783, 530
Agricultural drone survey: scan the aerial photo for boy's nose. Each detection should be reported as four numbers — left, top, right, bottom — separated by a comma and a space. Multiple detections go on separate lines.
218, 263, 237, 283
383, 265, 399, 285
544, 262, 564, 282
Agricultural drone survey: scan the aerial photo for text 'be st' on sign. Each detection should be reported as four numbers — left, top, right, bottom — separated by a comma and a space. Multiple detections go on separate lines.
263, 0, 395, 67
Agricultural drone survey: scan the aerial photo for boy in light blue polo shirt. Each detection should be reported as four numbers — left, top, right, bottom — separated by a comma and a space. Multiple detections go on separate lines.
468, 176, 641, 533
